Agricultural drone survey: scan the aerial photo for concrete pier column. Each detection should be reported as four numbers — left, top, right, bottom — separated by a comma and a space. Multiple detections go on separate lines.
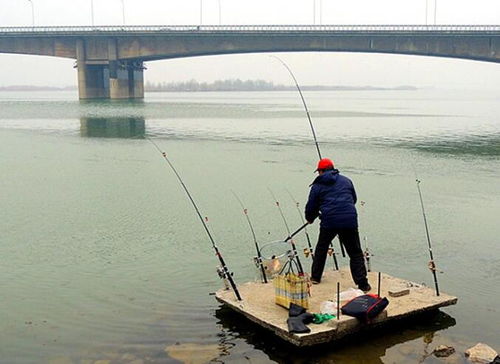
108, 39, 144, 99
129, 62, 144, 99
76, 40, 87, 98
76, 39, 110, 99
75, 38, 144, 99
108, 61, 144, 99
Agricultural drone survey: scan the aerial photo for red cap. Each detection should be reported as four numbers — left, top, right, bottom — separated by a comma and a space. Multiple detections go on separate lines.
315, 158, 334, 172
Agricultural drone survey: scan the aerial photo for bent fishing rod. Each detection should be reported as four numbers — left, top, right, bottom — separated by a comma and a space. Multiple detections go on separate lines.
272, 56, 347, 259
231, 190, 268, 284
271, 56, 322, 160
415, 177, 440, 296
268, 188, 305, 275
147, 138, 242, 301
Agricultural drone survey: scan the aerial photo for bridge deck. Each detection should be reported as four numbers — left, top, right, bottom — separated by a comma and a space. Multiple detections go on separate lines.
1, 24, 500, 37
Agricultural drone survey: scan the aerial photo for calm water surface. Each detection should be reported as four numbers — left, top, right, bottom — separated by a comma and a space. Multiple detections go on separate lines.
0, 89, 499, 363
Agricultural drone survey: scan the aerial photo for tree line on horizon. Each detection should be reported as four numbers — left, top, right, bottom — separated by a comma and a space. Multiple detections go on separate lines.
144, 79, 417, 92
145, 79, 283, 92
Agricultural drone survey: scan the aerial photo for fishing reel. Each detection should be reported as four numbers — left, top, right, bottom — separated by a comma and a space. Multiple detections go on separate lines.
253, 256, 263, 268
303, 247, 312, 258
428, 260, 444, 274
216, 265, 231, 290
364, 250, 372, 272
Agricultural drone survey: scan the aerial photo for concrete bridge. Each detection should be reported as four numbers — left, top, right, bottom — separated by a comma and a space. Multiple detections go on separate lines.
1, 24, 500, 100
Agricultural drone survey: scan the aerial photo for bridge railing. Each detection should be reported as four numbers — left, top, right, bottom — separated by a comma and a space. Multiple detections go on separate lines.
1, 24, 500, 34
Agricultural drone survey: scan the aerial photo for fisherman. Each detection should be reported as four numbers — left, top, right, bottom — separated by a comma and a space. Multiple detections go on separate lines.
305, 158, 371, 291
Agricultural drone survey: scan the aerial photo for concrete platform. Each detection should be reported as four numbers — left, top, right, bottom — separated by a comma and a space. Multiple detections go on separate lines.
215, 269, 458, 346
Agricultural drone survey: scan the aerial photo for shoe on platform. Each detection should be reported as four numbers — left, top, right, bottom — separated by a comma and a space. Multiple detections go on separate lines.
311, 279, 320, 285
359, 283, 371, 292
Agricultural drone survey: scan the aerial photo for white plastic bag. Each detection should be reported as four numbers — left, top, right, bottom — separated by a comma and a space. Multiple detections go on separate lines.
320, 300, 338, 314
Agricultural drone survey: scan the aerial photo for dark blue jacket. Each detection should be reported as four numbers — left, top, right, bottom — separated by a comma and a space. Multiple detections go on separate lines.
305, 169, 358, 229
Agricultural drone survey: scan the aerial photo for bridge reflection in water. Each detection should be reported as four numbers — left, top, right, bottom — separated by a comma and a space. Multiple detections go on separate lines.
80, 116, 145, 138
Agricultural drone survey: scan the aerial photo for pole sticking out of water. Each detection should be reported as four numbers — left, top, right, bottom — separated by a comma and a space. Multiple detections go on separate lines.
415, 178, 440, 296
147, 137, 242, 301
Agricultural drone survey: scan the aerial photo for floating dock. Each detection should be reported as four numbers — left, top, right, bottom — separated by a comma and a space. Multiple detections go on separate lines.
215, 269, 457, 346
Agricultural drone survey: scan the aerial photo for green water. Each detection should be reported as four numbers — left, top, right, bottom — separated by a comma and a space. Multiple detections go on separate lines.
0, 89, 499, 363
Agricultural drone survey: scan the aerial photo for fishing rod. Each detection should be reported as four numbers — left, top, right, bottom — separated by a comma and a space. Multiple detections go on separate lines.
285, 189, 314, 258
363, 236, 371, 272
268, 188, 305, 275
268, 188, 291, 236
415, 177, 440, 296
284, 222, 308, 243
147, 137, 242, 301
360, 200, 372, 272
231, 190, 268, 284
271, 55, 322, 160
272, 55, 348, 260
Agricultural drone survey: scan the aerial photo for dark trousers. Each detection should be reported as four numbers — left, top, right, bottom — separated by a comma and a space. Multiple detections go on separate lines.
311, 227, 368, 286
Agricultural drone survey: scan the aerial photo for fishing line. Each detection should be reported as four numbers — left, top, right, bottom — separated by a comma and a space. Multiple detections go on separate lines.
231, 190, 268, 284
147, 137, 242, 301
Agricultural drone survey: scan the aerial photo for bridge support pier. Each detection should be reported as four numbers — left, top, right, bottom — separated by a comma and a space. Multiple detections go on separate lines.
109, 60, 144, 99
76, 39, 144, 100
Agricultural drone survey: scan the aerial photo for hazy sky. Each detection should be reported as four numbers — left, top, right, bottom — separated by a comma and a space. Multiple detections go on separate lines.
1, 0, 500, 88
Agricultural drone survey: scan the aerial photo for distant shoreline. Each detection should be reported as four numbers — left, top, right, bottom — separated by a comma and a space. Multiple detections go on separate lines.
0, 83, 417, 92
0, 86, 77, 92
